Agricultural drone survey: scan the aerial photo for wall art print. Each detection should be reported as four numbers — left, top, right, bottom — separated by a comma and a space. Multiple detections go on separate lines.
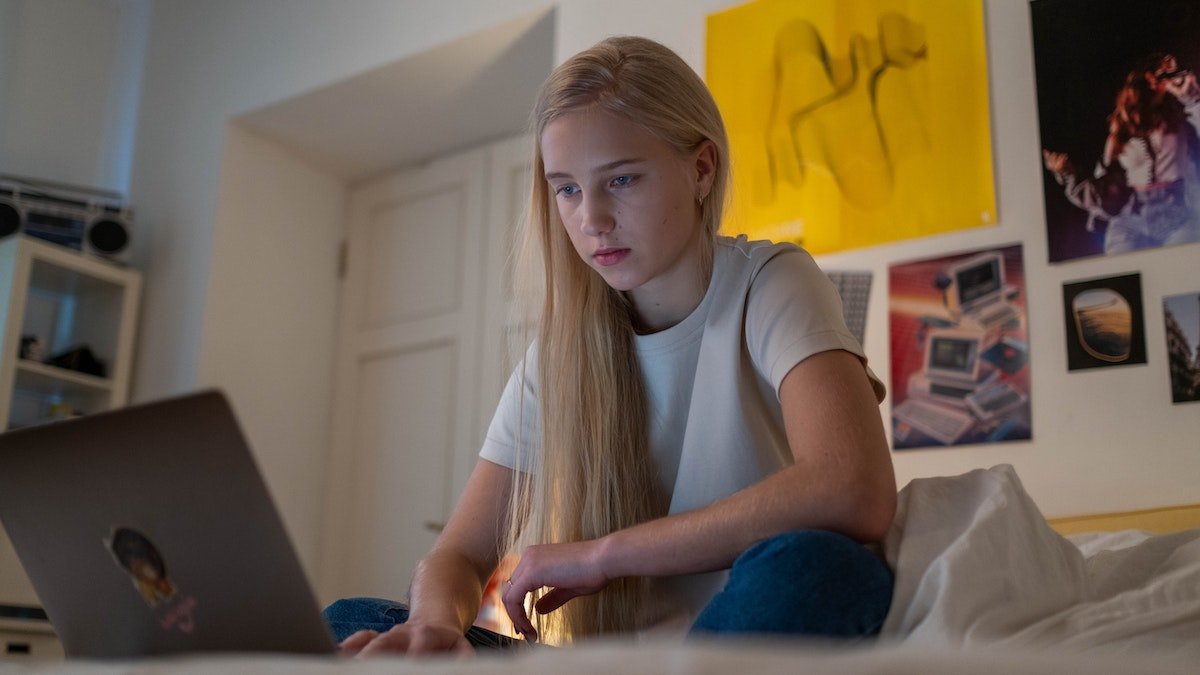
1162, 291, 1200, 403
888, 244, 1031, 450
1033, 0, 1200, 262
1061, 272, 1147, 371
825, 270, 873, 346
706, 0, 996, 254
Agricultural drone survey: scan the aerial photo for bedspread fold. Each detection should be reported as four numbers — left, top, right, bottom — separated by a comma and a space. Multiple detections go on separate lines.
880, 464, 1200, 657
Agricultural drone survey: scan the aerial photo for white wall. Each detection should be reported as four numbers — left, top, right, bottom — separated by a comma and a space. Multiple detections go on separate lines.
4, 0, 1196, 595
0, 0, 148, 194
201, 124, 345, 575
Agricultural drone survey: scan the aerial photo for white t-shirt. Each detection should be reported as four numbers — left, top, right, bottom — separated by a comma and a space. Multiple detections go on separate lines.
479, 235, 884, 626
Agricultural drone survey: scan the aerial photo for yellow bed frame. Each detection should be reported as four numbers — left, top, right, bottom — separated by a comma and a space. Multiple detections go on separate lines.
1048, 503, 1200, 536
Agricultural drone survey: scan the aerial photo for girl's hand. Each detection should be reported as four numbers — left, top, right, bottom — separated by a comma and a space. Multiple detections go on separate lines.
1043, 149, 1072, 176
501, 540, 611, 642
339, 623, 474, 658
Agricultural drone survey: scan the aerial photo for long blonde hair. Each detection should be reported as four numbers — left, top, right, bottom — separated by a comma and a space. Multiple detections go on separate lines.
504, 36, 731, 643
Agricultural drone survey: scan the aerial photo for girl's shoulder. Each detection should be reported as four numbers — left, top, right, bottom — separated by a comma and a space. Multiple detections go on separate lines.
717, 233, 797, 257
716, 234, 815, 277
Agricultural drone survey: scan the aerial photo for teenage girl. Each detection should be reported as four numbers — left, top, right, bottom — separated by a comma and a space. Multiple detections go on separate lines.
325, 35, 897, 655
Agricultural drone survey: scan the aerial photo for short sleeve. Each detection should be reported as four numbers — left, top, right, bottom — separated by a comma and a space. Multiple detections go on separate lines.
479, 342, 540, 473
745, 248, 886, 402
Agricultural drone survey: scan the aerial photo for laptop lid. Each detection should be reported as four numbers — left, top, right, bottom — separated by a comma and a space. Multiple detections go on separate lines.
0, 390, 336, 658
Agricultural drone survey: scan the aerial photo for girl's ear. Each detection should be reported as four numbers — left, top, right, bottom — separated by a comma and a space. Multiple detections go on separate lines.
692, 140, 719, 202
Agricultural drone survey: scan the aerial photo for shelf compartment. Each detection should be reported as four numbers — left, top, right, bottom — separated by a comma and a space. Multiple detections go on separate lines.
14, 359, 113, 393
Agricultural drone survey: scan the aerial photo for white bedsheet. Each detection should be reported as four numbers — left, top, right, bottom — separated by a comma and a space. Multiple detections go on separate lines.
3, 464, 1197, 673
881, 464, 1200, 657
1, 640, 1197, 675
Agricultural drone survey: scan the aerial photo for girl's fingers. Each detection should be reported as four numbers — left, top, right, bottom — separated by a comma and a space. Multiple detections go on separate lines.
337, 629, 379, 656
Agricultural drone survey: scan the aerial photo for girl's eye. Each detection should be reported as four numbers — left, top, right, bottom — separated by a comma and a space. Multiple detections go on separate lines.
610, 175, 634, 188
555, 185, 579, 197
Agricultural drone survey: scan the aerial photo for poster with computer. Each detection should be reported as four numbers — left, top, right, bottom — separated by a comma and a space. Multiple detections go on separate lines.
888, 245, 1031, 449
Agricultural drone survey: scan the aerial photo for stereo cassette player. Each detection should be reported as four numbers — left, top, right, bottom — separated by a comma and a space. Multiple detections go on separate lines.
0, 174, 133, 263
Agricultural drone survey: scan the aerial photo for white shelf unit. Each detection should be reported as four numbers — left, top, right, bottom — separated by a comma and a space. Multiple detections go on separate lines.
0, 236, 141, 431
0, 236, 141, 638
0, 615, 62, 662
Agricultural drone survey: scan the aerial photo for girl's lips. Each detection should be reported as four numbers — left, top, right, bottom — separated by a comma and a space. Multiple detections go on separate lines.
594, 248, 630, 267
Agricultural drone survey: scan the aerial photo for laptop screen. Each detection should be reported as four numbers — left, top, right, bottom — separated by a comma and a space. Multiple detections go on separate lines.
954, 255, 1002, 306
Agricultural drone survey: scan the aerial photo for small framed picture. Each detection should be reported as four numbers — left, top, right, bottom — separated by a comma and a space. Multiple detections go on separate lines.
1162, 292, 1200, 403
1061, 273, 1146, 371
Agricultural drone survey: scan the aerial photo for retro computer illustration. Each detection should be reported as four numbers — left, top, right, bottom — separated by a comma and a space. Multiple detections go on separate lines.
890, 245, 1031, 449
893, 327, 1028, 445
944, 251, 1021, 338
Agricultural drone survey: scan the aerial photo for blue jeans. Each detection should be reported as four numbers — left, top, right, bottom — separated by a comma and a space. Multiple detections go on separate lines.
322, 529, 892, 647
689, 529, 892, 638
322, 596, 521, 649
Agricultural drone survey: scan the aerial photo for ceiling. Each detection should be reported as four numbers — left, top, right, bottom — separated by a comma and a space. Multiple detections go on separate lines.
235, 8, 555, 184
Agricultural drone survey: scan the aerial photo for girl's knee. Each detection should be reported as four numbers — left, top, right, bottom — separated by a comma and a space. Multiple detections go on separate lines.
694, 529, 893, 637
730, 529, 892, 601
736, 530, 875, 571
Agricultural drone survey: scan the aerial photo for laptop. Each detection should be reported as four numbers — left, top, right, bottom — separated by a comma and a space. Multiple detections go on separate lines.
0, 390, 337, 658
945, 252, 1021, 333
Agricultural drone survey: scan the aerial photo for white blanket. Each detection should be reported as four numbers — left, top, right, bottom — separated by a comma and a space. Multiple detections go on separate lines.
881, 464, 1200, 657
0, 640, 1196, 675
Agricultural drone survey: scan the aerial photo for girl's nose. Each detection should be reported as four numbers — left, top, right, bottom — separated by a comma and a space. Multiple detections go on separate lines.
579, 195, 615, 236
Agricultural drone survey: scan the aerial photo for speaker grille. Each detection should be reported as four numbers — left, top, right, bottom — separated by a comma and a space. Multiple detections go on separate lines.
88, 219, 129, 253
0, 202, 19, 238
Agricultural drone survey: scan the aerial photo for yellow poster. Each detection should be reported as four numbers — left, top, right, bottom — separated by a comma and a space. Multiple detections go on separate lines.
707, 0, 996, 253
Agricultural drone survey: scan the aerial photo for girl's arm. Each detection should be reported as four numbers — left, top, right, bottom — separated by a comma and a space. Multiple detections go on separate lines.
502, 348, 894, 639
349, 458, 513, 656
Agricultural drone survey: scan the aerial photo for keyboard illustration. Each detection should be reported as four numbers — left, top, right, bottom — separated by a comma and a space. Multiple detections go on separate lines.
966, 380, 1027, 421
893, 398, 976, 445
964, 300, 1019, 331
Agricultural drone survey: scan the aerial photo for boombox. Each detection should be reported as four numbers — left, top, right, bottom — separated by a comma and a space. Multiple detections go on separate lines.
0, 174, 133, 263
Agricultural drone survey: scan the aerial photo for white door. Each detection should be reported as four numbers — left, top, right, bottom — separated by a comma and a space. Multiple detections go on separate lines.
318, 137, 532, 602
477, 135, 537, 441
319, 147, 486, 601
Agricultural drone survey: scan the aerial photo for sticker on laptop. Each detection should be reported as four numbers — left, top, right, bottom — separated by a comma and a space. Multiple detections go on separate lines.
105, 527, 198, 634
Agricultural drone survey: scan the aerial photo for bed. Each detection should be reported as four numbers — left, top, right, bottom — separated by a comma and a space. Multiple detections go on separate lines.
2, 465, 1197, 674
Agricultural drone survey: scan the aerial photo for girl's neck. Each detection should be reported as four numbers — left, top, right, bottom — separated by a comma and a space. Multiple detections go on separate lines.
627, 247, 713, 335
